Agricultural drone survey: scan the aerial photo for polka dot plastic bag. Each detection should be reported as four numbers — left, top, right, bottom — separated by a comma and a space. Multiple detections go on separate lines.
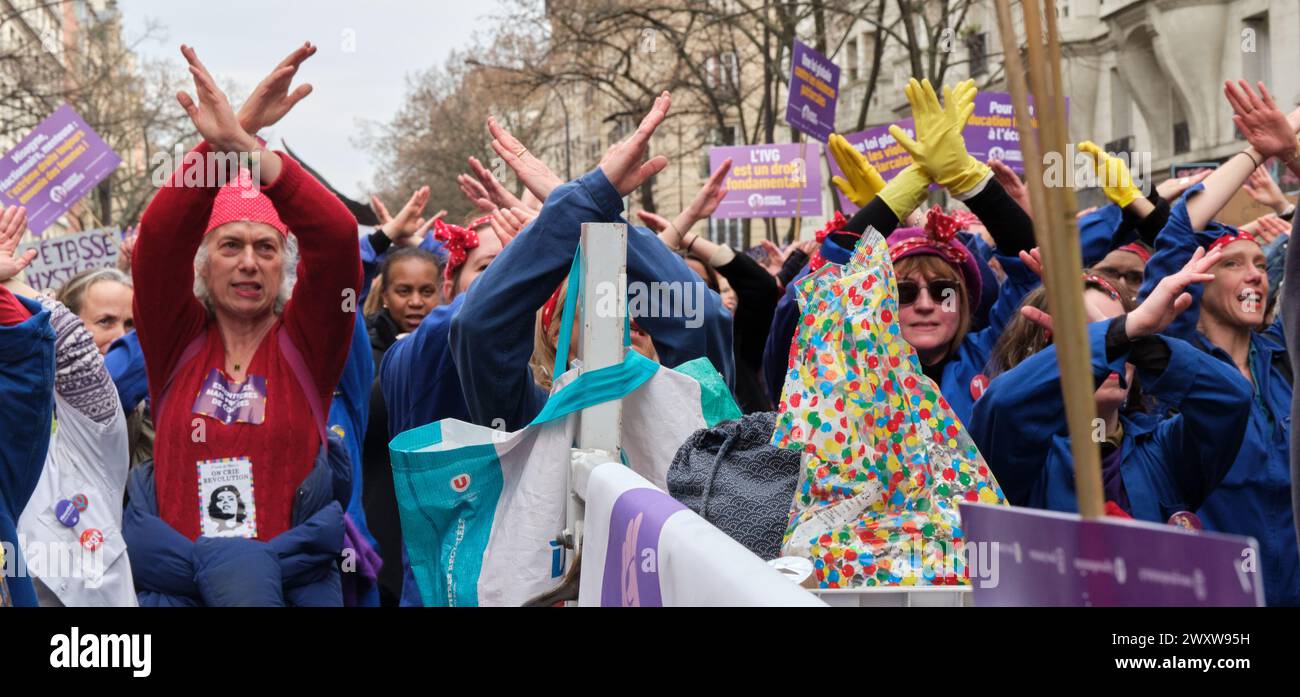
771, 228, 1006, 589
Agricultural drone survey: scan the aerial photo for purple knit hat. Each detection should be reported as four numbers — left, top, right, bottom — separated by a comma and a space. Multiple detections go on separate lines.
886, 206, 983, 305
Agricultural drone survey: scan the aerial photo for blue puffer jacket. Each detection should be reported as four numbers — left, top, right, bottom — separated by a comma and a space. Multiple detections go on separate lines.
122, 433, 351, 607
0, 295, 55, 608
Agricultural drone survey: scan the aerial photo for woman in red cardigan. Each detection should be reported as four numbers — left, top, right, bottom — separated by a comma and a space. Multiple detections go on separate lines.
133, 43, 361, 543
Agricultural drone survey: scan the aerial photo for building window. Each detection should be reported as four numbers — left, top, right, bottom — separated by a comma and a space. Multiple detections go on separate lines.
708, 217, 743, 249
967, 32, 987, 77
846, 37, 859, 81
707, 52, 739, 92
1109, 69, 1132, 149
1243, 14, 1271, 88
1173, 122, 1190, 154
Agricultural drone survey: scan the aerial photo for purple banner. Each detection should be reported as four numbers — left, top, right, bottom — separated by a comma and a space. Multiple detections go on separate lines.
827, 92, 1067, 213
960, 503, 1263, 607
785, 40, 840, 142
710, 143, 823, 219
0, 105, 122, 237
600, 487, 688, 607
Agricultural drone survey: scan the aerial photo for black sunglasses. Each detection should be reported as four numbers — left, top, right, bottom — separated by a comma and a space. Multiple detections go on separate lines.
897, 279, 961, 306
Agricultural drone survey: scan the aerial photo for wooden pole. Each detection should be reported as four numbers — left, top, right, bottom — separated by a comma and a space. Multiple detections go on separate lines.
993, 0, 1105, 518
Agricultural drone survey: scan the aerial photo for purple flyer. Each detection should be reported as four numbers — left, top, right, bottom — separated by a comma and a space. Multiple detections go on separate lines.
960, 503, 1263, 607
0, 105, 122, 237
600, 487, 688, 607
192, 369, 268, 426
709, 143, 823, 219
785, 40, 840, 142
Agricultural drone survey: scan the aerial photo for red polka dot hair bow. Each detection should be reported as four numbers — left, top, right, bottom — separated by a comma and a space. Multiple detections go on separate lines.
809, 211, 854, 272
951, 209, 982, 231
923, 205, 962, 244
434, 219, 480, 280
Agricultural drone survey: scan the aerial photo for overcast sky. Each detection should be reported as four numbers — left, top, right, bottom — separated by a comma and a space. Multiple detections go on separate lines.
122, 0, 509, 199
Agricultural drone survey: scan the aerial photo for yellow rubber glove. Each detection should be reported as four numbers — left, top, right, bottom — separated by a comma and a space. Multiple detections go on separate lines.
828, 133, 886, 207
876, 163, 934, 222
1078, 141, 1143, 208
890, 78, 990, 197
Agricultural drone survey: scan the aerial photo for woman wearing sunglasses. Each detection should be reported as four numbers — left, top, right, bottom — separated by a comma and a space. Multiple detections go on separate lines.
804, 79, 1041, 428
970, 254, 1251, 522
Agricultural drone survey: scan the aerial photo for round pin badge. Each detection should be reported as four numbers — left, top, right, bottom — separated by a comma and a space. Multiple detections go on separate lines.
1167, 511, 1202, 531
80, 528, 104, 552
71, 493, 88, 512
969, 374, 990, 401
54, 499, 80, 528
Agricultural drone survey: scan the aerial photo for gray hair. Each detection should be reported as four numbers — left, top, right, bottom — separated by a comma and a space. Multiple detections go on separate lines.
56, 267, 133, 316
193, 232, 299, 316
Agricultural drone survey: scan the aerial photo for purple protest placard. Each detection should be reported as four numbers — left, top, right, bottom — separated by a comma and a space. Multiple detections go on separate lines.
785, 40, 840, 142
710, 143, 823, 219
0, 105, 122, 237
960, 503, 1263, 607
826, 92, 1068, 213
964, 92, 1068, 174
601, 487, 688, 607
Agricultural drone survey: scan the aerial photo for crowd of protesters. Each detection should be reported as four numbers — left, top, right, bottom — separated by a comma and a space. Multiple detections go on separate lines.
2, 40, 1299, 607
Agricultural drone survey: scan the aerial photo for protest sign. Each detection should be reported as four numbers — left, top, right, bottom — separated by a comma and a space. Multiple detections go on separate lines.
17, 227, 121, 293
0, 105, 122, 237
785, 40, 840, 142
961, 503, 1263, 607
709, 143, 823, 219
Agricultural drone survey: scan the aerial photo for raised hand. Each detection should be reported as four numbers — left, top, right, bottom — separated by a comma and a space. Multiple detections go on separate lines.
237, 42, 316, 135
890, 78, 987, 196
176, 45, 255, 153
828, 133, 885, 207
1079, 141, 1143, 207
0, 206, 36, 284
468, 156, 524, 211
1243, 165, 1290, 214
407, 209, 445, 248
116, 225, 138, 273
456, 174, 496, 213
497, 206, 535, 236
487, 116, 564, 201
759, 239, 787, 276
378, 186, 430, 244
990, 159, 1031, 214
635, 210, 671, 234
1018, 247, 1045, 280
1239, 213, 1290, 244
598, 91, 671, 197
681, 158, 729, 223
1125, 246, 1220, 338
1156, 169, 1211, 200
1225, 81, 1300, 161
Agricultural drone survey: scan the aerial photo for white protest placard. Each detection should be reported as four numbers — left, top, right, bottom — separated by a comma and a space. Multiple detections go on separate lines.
18, 227, 120, 292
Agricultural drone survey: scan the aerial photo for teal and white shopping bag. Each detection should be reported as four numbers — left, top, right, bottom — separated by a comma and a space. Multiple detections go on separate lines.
389, 250, 739, 606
